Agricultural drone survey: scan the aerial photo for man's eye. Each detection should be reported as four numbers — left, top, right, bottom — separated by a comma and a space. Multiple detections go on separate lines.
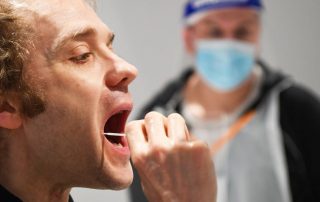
235, 28, 250, 40
70, 53, 92, 64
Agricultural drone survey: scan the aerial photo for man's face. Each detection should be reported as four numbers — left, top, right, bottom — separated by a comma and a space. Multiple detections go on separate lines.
21, 0, 137, 189
185, 8, 261, 54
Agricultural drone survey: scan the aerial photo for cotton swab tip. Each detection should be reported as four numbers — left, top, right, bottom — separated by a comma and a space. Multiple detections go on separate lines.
104, 132, 126, 137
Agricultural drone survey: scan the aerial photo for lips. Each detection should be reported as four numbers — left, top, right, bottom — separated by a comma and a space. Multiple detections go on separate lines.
104, 110, 130, 147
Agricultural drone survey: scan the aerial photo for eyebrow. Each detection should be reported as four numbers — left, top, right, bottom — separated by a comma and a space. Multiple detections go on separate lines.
49, 27, 115, 58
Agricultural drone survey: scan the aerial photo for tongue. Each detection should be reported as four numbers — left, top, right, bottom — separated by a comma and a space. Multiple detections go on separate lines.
105, 135, 122, 146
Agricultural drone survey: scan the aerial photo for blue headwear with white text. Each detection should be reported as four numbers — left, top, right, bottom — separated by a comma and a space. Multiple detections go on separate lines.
184, 0, 263, 25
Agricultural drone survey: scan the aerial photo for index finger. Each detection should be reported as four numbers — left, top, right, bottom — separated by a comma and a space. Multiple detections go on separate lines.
125, 120, 148, 155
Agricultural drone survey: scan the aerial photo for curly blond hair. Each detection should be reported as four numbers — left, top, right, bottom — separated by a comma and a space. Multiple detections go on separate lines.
0, 0, 98, 119
0, 0, 45, 118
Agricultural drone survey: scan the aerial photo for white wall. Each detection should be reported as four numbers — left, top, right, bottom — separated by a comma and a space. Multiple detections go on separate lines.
72, 1, 320, 201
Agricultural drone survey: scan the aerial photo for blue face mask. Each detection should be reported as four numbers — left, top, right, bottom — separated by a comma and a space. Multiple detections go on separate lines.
196, 40, 256, 92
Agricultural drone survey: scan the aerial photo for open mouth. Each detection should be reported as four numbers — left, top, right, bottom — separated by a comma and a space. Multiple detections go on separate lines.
104, 110, 130, 147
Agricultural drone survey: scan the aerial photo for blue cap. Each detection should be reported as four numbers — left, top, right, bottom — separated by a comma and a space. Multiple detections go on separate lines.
184, 0, 263, 25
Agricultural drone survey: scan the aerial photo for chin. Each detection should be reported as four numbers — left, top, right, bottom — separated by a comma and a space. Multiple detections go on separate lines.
111, 164, 134, 190
112, 176, 134, 190
93, 162, 134, 190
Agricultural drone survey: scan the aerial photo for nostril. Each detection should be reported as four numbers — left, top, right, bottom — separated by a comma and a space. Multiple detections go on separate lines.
121, 77, 128, 84
113, 77, 130, 91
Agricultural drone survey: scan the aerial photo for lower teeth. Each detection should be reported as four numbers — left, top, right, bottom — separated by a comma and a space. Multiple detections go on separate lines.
115, 143, 123, 147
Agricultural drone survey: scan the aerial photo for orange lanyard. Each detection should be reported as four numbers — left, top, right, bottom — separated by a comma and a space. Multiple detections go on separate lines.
210, 110, 257, 156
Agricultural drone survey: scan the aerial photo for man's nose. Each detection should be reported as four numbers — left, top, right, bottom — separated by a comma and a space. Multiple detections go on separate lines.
104, 53, 138, 88
223, 32, 236, 40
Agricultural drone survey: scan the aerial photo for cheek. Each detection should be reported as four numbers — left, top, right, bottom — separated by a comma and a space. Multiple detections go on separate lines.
250, 26, 261, 43
23, 103, 102, 170
47, 71, 103, 111
42, 71, 103, 135
22, 63, 108, 171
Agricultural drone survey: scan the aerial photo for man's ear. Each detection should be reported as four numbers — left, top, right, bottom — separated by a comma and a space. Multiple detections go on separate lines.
0, 96, 22, 129
183, 27, 196, 54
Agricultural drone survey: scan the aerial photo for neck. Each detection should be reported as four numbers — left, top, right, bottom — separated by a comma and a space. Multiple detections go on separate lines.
0, 132, 71, 202
184, 72, 256, 119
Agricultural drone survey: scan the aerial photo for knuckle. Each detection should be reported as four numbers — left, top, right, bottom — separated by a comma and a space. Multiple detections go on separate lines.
144, 111, 162, 120
150, 144, 169, 155
132, 147, 168, 169
182, 140, 210, 154
193, 140, 210, 150
131, 146, 150, 165
144, 111, 166, 127
168, 113, 184, 122
168, 113, 187, 131
131, 151, 147, 166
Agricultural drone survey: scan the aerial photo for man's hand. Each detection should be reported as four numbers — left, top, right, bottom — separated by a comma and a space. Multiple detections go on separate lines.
126, 112, 217, 202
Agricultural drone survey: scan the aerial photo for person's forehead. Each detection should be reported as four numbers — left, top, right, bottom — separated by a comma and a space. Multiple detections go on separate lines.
25, 0, 90, 11
29, 0, 99, 25
27, 0, 111, 53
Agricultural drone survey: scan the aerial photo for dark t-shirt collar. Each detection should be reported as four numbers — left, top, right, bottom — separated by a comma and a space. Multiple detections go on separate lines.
0, 185, 74, 202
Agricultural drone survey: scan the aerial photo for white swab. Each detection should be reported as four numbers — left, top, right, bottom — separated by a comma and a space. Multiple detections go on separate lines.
104, 132, 126, 137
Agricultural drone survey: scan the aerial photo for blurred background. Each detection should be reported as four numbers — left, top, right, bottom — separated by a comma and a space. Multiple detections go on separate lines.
72, 0, 320, 201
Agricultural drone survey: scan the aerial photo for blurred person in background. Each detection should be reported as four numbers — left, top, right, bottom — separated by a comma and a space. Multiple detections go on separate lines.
130, 0, 320, 202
